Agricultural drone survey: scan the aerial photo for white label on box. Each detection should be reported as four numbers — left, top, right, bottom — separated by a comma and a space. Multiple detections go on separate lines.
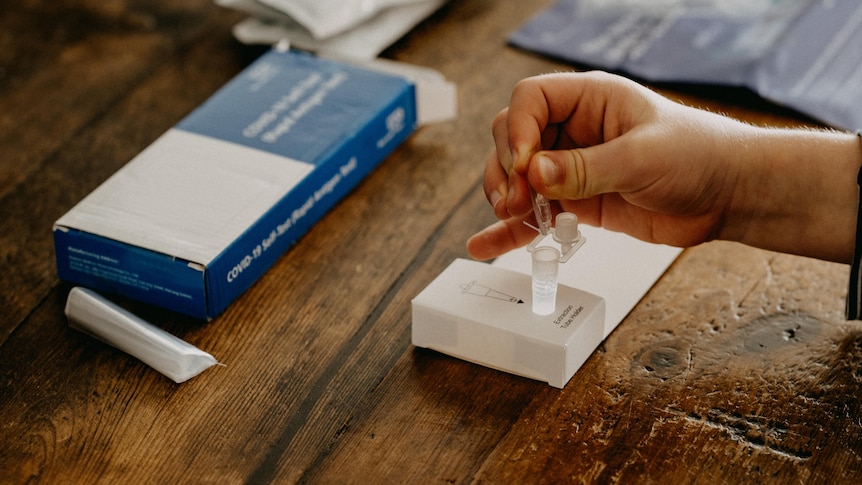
56, 129, 313, 264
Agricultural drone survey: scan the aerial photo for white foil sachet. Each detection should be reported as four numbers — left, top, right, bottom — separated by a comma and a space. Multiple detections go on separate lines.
65, 287, 220, 383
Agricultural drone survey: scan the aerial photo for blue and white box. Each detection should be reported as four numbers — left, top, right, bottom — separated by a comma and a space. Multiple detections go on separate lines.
54, 48, 454, 319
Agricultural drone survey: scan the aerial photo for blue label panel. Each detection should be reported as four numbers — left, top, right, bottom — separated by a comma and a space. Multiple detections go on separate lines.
54, 227, 207, 319
205, 82, 417, 318
177, 49, 413, 165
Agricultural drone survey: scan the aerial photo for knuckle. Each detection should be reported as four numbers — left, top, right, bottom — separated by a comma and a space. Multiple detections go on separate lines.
566, 149, 590, 198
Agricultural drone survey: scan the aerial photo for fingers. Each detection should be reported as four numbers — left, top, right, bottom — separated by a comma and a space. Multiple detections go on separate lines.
528, 138, 633, 202
466, 217, 538, 261
491, 108, 515, 174
506, 80, 548, 175
482, 149, 507, 218
482, 149, 533, 220
499, 72, 650, 212
488, 109, 533, 219
479, 71, 666, 253
505, 71, 629, 168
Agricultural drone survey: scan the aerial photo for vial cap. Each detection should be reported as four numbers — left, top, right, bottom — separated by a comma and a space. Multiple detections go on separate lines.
553, 212, 579, 245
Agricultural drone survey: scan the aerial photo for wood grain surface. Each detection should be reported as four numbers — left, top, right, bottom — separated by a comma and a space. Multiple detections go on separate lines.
2, 1, 860, 483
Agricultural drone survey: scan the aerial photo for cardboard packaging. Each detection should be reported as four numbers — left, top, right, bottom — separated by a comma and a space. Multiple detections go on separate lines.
412, 259, 605, 388
54, 48, 451, 319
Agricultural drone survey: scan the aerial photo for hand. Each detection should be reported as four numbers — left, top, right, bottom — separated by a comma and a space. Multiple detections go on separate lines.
467, 71, 861, 263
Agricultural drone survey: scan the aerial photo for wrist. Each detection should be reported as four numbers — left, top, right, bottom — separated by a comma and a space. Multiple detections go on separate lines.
723, 127, 862, 263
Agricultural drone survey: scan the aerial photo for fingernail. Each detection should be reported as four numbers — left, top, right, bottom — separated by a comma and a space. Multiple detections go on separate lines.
489, 189, 502, 209
536, 154, 559, 185
511, 145, 528, 172
506, 178, 516, 204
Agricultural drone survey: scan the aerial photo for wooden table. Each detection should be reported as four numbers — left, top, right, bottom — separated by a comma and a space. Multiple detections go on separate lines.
3, 2, 861, 483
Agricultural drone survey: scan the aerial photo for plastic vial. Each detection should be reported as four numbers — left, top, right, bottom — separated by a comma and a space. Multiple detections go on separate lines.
531, 246, 560, 315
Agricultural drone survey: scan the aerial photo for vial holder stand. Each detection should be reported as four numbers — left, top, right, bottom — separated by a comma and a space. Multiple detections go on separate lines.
411, 258, 605, 388
411, 206, 604, 388
526, 212, 586, 315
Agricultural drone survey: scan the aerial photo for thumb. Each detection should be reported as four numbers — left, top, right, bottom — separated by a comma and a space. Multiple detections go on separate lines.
530, 140, 630, 201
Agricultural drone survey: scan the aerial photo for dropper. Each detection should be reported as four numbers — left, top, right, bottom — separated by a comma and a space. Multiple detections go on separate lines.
529, 186, 552, 236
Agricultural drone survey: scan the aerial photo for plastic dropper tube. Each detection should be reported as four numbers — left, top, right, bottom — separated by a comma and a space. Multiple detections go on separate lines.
530, 187, 552, 235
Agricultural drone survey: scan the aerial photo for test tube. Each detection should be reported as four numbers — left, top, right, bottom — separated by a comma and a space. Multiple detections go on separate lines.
531, 246, 560, 315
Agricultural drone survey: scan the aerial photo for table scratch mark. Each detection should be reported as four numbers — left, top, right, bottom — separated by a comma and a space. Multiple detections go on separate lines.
668, 406, 812, 462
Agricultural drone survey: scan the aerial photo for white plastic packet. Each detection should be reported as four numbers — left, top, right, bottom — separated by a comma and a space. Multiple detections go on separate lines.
334, 53, 457, 125
217, 0, 447, 60
65, 287, 220, 383
258, 0, 436, 40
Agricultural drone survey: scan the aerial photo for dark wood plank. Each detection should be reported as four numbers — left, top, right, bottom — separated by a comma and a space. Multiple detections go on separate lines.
472, 244, 859, 483
2, 0, 861, 483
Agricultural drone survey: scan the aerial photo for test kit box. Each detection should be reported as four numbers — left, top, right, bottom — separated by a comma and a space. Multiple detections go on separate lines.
412, 259, 605, 388
54, 48, 440, 320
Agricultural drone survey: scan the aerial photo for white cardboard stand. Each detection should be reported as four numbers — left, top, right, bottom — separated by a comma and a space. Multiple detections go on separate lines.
412, 258, 604, 388
411, 226, 682, 388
